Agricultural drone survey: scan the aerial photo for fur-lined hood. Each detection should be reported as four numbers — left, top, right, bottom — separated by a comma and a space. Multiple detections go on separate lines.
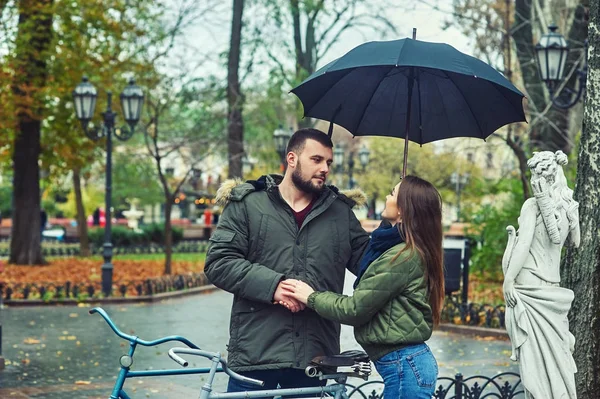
215, 175, 367, 209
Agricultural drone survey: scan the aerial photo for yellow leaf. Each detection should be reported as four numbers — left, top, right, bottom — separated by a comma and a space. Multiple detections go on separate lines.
23, 338, 41, 344
69, 313, 79, 318
75, 380, 91, 385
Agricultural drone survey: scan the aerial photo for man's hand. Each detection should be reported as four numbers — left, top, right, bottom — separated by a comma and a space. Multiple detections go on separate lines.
280, 280, 315, 305
273, 280, 305, 313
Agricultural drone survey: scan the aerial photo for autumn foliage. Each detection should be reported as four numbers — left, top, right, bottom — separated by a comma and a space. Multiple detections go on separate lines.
1, 258, 204, 285
0, 258, 206, 299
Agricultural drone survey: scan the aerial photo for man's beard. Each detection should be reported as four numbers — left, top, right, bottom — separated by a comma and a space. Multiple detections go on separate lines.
291, 161, 326, 195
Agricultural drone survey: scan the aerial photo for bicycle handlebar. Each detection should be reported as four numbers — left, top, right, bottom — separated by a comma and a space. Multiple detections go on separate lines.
89, 307, 200, 349
168, 348, 264, 387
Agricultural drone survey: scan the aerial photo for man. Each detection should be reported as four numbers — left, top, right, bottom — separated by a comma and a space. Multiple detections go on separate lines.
205, 128, 370, 393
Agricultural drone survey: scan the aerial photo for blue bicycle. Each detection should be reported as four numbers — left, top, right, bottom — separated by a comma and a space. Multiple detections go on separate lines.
90, 307, 372, 399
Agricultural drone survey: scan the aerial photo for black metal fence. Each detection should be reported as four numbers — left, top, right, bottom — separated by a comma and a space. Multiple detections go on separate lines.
442, 295, 506, 329
348, 372, 522, 399
0, 273, 209, 301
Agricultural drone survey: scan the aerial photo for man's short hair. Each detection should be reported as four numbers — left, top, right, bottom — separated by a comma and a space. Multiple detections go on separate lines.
286, 128, 334, 155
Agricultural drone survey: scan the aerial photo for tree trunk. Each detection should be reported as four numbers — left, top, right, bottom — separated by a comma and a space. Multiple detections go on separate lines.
290, 0, 315, 129
73, 167, 91, 257
562, 1, 600, 395
506, 133, 532, 200
9, 0, 53, 265
227, 0, 245, 178
10, 121, 44, 265
164, 199, 173, 275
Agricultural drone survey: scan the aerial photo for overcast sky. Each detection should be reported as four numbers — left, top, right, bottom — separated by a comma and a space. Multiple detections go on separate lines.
168, 0, 472, 83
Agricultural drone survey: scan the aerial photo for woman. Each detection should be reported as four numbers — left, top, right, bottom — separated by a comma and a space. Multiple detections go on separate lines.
281, 175, 444, 399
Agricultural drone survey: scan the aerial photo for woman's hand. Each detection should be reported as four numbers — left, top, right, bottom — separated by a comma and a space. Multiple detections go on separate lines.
280, 279, 315, 306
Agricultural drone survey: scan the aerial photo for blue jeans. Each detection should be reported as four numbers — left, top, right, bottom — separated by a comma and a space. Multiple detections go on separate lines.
227, 368, 326, 399
374, 343, 438, 399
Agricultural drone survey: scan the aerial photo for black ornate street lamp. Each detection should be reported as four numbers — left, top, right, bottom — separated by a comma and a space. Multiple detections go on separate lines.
72, 76, 144, 296
334, 145, 370, 189
273, 125, 292, 171
535, 24, 588, 109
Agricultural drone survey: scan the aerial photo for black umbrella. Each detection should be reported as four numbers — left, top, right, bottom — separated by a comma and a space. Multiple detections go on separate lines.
291, 31, 526, 177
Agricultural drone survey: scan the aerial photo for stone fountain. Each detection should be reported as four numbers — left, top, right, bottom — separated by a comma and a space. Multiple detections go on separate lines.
123, 198, 144, 231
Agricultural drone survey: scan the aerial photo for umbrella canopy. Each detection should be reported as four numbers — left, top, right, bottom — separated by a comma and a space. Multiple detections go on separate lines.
291, 37, 527, 176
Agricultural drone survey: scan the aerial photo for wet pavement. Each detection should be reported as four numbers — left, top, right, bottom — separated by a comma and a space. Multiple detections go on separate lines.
0, 272, 517, 398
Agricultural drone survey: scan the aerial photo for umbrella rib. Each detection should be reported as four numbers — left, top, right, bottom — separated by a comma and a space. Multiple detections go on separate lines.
443, 71, 486, 139
430, 72, 454, 144
354, 67, 394, 134
303, 69, 355, 116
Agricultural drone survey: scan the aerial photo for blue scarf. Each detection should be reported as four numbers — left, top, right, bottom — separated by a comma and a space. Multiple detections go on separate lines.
354, 222, 404, 288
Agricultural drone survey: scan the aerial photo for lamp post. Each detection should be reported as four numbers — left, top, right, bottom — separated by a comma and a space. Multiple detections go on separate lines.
451, 172, 469, 222
535, 24, 588, 109
242, 153, 256, 176
72, 76, 144, 296
273, 125, 292, 172
334, 145, 370, 189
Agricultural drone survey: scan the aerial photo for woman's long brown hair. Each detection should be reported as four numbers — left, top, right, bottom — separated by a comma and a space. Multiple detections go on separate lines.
392, 175, 444, 325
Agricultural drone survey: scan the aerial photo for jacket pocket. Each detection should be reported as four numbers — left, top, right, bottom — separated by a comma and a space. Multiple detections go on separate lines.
329, 220, 341, 264
229, 299, 268, 352
230, 299, 272, 365
251, 214, 270, 260
209, 230, 235, 243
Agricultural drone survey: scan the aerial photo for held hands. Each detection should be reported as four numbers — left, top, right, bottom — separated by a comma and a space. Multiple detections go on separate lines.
274, 280, 306, 313
280, 279, 315, 308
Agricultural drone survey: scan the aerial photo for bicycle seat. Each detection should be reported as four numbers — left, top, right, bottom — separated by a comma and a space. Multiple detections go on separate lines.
309, 350, 370, 368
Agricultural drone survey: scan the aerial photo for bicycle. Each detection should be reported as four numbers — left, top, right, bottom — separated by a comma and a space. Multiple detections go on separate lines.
90, 307, 372, 399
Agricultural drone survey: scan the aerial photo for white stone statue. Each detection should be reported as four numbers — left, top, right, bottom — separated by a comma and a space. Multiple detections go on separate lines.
502, 150, 580, 399
123, 198, 144, 231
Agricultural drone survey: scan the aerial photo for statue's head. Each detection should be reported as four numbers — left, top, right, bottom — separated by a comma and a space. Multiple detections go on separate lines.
527, 150, 568, 185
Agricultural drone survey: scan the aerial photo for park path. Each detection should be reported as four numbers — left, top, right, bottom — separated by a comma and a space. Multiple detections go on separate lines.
0, 272, 517, 398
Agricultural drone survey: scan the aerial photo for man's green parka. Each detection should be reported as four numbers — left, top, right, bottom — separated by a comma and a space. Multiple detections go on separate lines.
204, 175, 370, 372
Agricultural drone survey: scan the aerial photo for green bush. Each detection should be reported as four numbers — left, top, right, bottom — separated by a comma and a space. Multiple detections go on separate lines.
88, 226, 149, 247
140, 223, 183, 245
465, 177, 524, 279
88, 227, 105, 247
88, 223, 183, 247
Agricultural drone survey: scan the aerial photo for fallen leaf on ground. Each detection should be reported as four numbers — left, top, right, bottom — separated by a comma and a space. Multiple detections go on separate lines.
23, 338, 41, 344
75, 380, 91, 385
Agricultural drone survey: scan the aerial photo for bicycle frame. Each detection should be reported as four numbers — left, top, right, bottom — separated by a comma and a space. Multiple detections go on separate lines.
169, 348, 351, 399
90, 307, 217, 399
92, 307, 353, 399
